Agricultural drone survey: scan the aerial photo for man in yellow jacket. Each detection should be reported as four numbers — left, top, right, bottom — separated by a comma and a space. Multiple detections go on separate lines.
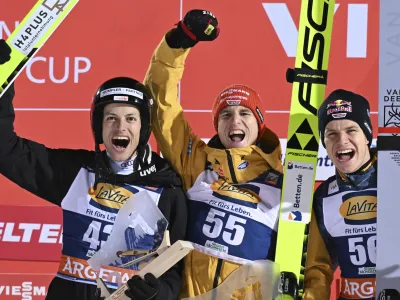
303, 90, 377, 300
144, 10, 283, 299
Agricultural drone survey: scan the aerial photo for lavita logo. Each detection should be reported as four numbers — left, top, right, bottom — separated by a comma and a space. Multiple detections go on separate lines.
139, 165, 156, 176
263, 3, 368, 58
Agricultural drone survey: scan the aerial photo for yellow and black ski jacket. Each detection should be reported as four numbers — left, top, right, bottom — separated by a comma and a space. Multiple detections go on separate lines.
144, 36, 284, 298
304, 154, 377, 300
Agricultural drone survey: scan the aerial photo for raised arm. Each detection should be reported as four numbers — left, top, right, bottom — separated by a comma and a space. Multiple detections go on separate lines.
143, 10, 219, 188
0, 41, 91, 205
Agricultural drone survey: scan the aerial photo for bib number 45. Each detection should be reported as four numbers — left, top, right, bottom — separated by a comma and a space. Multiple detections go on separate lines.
202, 208, 247, 246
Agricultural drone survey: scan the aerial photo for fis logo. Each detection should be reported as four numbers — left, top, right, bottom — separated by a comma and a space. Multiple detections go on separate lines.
289, 211, 302, 221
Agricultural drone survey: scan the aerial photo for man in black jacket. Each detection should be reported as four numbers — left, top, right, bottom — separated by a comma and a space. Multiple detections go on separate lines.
0, 40, 187, 300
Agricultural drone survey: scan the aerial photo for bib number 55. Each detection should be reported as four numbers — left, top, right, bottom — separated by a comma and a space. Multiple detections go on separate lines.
202, 208, 247, 246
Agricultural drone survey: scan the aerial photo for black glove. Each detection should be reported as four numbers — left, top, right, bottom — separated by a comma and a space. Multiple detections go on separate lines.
166, 9, 219, 49
125, 273, 161, 300
0, 39, 11, 64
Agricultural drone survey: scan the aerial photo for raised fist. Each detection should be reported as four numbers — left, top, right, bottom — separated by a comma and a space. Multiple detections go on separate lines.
166, 9, 219, 49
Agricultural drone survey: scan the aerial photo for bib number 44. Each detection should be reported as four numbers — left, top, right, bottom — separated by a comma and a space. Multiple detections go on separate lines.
202, 208, 247, 246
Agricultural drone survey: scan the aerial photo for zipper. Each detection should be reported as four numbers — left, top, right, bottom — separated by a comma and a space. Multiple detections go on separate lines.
212, 258, 223, 289
225, 150, 238, 183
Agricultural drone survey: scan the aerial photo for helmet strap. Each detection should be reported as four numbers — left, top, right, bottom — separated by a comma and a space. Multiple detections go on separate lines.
93, 143, 115, 190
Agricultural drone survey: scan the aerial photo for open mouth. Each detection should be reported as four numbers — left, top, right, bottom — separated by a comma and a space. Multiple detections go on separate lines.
229, 130, 245, 142
112, 136, 130, 150
336, 149, 355, 162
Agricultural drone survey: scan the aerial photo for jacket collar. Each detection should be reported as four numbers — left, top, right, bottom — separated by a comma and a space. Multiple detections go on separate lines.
336, 150, 377, 189
204, 127, 283, 183
98, 144, 182, 187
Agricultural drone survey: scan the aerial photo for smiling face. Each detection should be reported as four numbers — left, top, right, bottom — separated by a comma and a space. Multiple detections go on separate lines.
324, 119, 370, 174
217, 106, 259, 148
102, 103, 141, 161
